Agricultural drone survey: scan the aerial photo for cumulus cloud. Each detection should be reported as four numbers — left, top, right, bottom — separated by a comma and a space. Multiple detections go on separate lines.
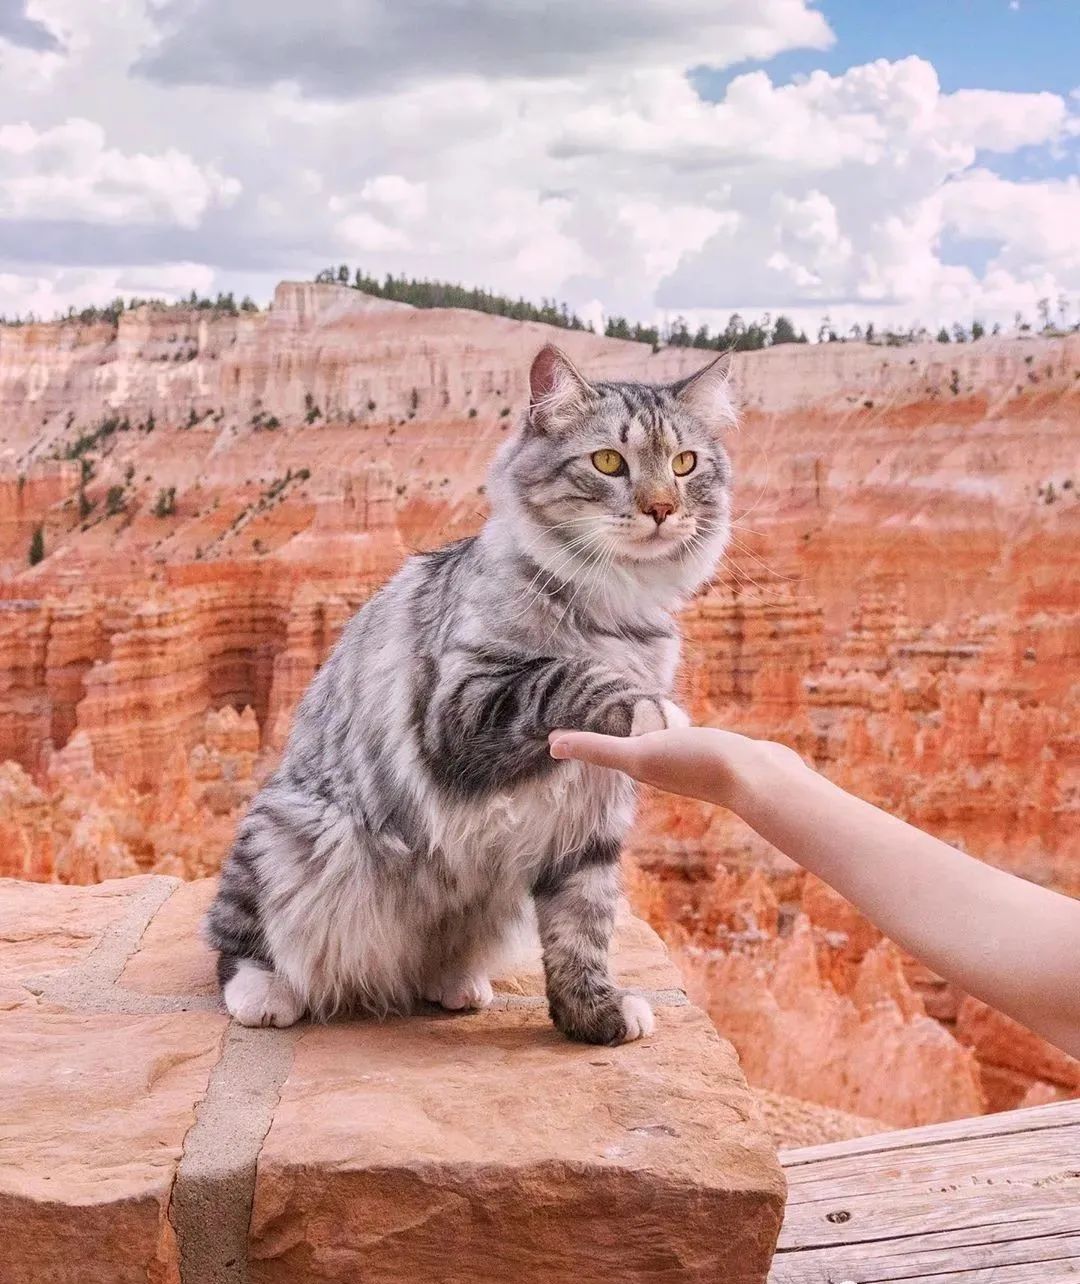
0, 118, 240, 228
650, 58, 1077, 319
0, 261, 215, 318
134, 0, 832, 97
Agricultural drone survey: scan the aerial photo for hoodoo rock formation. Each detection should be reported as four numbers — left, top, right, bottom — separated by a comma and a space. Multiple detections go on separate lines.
1, 283, 1077, 1130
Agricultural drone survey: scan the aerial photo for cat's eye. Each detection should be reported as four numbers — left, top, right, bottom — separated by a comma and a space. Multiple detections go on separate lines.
592, 449, 627, 476
672, 451, 697, 476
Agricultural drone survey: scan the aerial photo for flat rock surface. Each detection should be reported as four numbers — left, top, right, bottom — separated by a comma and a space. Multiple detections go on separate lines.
4, 873, 785, 1284
0, 1003, 225, 1284
0, 874, 159, 980
120, 877, 219, 996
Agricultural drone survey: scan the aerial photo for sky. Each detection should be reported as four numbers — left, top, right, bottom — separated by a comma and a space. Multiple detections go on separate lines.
0, 0, 1077, 336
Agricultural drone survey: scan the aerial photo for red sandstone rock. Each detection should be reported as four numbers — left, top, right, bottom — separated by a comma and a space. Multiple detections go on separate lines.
249, 1004, 784, 1284
955, 996, 1080, 1111
0, 1005, 224, 1284
3, 874, 784, 1284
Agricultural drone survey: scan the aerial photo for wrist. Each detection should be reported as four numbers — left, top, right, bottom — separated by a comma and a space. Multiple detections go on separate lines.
723, 736, 810, 818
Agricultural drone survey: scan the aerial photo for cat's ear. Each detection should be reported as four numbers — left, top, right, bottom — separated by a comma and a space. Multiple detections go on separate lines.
528, 345, 596, 434
671, 350, 736, 431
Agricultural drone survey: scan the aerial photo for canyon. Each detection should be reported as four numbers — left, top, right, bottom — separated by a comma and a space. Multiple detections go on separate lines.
1, 282, 1077, 1134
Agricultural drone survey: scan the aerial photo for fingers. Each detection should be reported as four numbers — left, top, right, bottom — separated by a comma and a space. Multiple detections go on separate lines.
548, 729, 641, 772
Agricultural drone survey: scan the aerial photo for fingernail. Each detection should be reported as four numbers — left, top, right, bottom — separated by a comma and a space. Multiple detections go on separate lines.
549, 740, 570, 760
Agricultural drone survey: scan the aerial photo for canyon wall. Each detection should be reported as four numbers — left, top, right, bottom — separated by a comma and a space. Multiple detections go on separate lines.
1, 283, 1077, 1127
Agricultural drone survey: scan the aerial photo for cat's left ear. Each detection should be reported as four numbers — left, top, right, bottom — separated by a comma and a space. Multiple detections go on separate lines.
671, 350, 736, 432
528, 344, 597, 434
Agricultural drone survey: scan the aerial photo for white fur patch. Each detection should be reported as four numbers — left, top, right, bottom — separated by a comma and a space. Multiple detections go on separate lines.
619, 993, 655, 1042
223, 961, 304, 1028
631, 697, 690, 735
424, 972, 494, 1011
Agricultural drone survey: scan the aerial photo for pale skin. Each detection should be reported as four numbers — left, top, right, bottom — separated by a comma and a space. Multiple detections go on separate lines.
548, 725, 1080, 1059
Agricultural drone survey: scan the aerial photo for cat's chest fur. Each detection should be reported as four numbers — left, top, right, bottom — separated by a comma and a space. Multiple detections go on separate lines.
430, 760, 635, 891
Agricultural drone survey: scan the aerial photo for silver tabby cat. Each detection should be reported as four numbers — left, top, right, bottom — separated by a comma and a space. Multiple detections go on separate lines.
205, 343, 734, 1044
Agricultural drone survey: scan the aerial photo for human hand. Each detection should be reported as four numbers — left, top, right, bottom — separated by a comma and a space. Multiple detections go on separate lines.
548, 724, 805, 813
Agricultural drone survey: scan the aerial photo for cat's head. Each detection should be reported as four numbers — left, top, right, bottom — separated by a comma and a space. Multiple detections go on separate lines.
491, 344, 734, 598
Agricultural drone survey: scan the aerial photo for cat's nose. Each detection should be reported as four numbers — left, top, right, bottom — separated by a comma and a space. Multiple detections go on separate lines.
644, 501, 674, 525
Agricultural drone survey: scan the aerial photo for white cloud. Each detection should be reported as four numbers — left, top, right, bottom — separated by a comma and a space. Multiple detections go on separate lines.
940, 169, 1080, 275
134, 0, 833, 97
0, 4, 1076, 333
0, 261, 215, 318
0, 118, 240, 227
937, 88, 1067, 153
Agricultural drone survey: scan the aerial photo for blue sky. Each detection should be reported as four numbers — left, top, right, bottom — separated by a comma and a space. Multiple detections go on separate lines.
696, 1, 1080, 98
693, 0, 1079, 183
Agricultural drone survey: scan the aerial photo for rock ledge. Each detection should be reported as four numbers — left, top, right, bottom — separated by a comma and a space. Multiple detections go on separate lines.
0, 875, 785, 1283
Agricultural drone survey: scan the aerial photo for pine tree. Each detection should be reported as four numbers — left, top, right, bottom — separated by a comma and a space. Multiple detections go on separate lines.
29, 525, 44, 565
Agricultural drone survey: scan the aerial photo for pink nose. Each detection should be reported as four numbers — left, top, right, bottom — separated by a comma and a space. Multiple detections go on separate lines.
645, 502, 674, 525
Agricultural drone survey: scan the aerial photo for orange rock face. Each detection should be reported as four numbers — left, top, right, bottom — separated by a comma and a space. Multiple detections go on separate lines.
1, 285, 1077, 1126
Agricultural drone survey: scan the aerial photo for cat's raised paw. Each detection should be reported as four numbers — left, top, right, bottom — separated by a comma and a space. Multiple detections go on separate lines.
223, 961, 304, 1028
619, 993, 656, 1042
630, 697, 690, 736
424, 973, 494, 1012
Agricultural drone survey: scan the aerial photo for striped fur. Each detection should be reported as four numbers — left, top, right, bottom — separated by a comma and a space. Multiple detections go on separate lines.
206, 346, 734, 1044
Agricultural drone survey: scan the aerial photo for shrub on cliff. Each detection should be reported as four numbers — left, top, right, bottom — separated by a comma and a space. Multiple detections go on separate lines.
153, 487, 176, 518
28, 525, 44, 566
106, 486, 126, 516
316, 266, 591, 333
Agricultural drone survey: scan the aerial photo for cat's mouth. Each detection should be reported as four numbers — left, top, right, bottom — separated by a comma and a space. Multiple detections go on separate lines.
618, 522, 695, 562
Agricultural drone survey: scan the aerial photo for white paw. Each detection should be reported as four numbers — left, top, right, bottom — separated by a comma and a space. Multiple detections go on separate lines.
424, 973, 494, 1012
630, 697, 690, 736
223, 961, 304, 1028
619, 993, 656, 1042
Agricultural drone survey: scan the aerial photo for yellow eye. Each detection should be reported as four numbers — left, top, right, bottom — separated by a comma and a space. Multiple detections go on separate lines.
672, 450, 697, 476
591, 449, 626, 476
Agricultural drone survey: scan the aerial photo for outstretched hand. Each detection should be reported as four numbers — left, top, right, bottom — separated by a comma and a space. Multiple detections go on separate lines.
547, 724, 805, 812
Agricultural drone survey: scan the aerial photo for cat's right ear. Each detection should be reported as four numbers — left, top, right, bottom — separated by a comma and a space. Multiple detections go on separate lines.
528, 345, 596, 434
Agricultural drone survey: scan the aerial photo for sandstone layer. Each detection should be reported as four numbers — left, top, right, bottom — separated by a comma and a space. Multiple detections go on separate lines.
0, 284, 1077, 1125
1, 874, 785, 1284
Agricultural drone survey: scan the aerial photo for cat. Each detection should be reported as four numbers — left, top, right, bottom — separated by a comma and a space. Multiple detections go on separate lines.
205, 342, 734, 1045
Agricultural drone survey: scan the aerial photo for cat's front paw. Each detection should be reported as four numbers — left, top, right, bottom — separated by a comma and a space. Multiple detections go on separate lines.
630, 697, 690, 736
552, 990, 656, 1045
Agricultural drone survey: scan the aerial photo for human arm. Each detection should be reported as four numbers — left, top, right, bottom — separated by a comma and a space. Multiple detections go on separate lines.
548, 725, 1080, 1057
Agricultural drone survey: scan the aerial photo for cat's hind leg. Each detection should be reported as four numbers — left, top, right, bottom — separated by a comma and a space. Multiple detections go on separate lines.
207, 807, 309, 1028
220, 957, 305, 1028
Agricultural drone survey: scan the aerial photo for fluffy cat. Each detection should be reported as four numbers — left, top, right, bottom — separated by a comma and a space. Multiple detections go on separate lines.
205, 343, 734, 1044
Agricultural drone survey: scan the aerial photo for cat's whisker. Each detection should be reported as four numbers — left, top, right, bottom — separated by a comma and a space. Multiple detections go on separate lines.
513, 532, 604, 612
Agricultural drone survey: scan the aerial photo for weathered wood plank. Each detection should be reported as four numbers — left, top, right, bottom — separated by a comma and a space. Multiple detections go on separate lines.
771, 1101, 1080, 1283
779, 1185, 1080, 1249
783, 1127, 1080, 1203
780, 1099, 1080, 1166
770, 1233, 1080, 1283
